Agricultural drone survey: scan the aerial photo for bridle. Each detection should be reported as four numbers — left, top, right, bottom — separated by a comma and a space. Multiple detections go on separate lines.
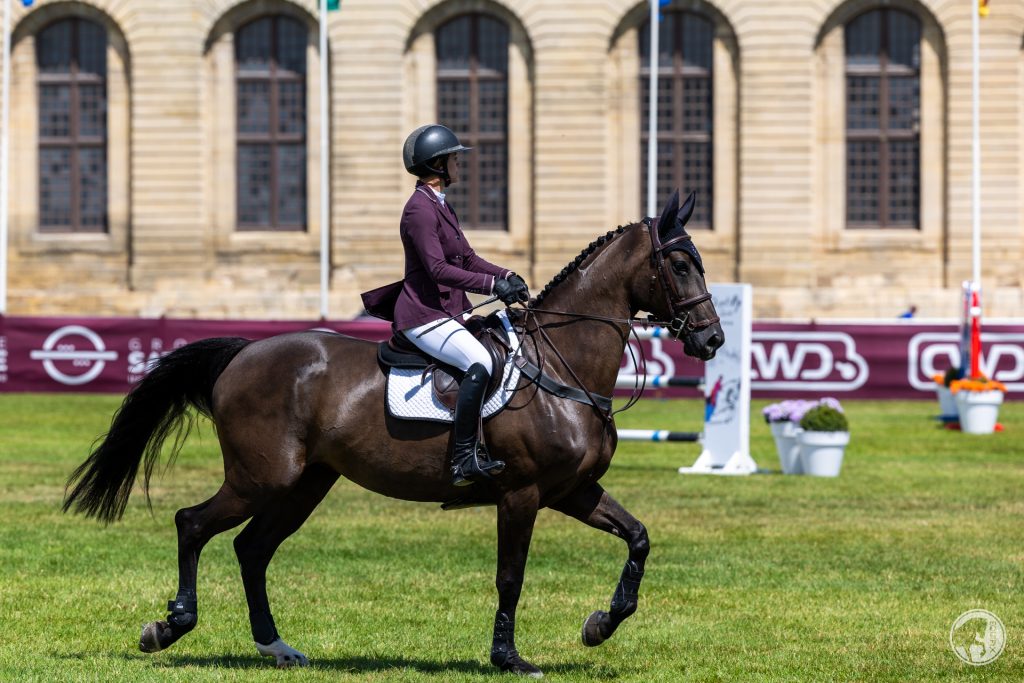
641, 216, 720, 339
514, 220, 720, 422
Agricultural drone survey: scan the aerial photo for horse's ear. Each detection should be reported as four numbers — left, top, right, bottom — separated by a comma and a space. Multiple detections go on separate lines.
676, 191, 696, 232
656, 190, 680, 239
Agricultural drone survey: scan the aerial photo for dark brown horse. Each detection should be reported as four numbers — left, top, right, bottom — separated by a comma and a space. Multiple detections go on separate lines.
63, 191, 723, 677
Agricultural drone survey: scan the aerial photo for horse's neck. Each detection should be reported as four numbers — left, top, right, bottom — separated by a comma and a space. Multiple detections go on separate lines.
531, 229, 646, 397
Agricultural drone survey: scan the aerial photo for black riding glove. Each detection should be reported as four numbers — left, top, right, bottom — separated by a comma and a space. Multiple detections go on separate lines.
507, 274, 530, 302
494, 276, 528, 306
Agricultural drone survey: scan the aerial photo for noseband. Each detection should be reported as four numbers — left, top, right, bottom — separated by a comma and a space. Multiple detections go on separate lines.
642, 217, 719, 339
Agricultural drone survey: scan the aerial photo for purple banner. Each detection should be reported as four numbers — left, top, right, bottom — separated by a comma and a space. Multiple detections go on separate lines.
0, 316, 389, 394
1, 316, 1022, 399
619, 321, 1024, 400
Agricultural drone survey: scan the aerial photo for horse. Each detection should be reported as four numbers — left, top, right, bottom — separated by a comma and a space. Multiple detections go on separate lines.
63, 190, 723, 678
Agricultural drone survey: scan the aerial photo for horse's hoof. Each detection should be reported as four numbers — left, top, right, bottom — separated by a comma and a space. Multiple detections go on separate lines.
581, 610, 608, 647
255, 637, 309, 668
501, 653, 544, 678
139, 620, 172, 653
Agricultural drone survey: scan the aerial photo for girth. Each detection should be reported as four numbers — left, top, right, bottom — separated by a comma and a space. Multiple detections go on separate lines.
514, 357, 613, 413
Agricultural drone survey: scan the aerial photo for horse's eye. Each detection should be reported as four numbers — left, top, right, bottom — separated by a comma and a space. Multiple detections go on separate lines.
672, 261, 689, 275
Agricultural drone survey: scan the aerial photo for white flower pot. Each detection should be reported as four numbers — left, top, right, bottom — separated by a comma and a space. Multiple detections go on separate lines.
955, 390, 1004, 435
770, 421, 803, 474
935, 385, 958, 419
797, 431, 850, 478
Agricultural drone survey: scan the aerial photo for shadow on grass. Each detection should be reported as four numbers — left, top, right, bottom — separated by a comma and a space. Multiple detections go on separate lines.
102, 652, 611, 677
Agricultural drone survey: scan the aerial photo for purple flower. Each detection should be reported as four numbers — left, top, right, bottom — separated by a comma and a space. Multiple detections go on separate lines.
784, 400, 816, 423
764, 398, 847, 425
819, 397, 843, 413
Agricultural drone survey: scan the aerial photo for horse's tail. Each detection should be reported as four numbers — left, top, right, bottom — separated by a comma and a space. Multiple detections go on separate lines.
62, 337, 252, 524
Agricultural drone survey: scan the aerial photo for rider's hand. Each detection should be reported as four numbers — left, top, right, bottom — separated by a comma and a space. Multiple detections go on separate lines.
493, 277, 525, 306
507, 274, 530, 303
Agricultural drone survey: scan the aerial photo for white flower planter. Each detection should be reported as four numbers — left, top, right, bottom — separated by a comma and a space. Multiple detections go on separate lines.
935, 385, 958, 419
770, 421, 803, 474
797, 431, 850, 478
955, 390, 1004, 435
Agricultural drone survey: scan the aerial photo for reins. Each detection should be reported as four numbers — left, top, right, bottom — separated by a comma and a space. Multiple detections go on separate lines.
510, 221, 718, 423
515, 305, 650, 423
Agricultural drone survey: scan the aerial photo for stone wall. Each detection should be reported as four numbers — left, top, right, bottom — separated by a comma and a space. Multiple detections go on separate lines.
2, 0, 1022, 320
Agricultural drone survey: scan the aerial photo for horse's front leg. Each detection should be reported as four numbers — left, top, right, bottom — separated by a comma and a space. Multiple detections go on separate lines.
549, 482, 648, 647
490, 485, 543, 678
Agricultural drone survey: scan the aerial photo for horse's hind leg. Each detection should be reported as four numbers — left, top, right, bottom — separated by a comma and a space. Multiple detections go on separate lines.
139, 484, 254, 653
549, 483, 649, 647
233, 463, 340, 668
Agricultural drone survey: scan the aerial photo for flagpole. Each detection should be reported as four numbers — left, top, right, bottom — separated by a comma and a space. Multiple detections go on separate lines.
645, 0, 659, 218
318, 0, 330, 319
1, 0, 11, 315
971, 0, 981, 289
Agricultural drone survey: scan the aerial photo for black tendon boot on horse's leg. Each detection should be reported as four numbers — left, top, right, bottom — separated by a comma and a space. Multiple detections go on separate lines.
581, 558, 645, 647
549, 483, 649, 647
139, 487, 252, 653
490, 487, 543, 678
450, 362, 505, 486
139, 588, 197, 653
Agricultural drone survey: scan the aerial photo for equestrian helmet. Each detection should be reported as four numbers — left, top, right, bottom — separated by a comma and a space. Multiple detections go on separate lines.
403, 124, 472, 176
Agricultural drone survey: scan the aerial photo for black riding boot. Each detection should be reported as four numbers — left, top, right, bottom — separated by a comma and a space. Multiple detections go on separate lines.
451, 363, 505, 487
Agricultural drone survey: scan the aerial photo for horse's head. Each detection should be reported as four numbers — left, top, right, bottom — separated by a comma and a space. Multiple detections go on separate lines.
641, 190, 724, 361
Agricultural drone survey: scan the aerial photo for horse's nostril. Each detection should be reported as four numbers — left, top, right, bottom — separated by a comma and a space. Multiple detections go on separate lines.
707, 332, 724, 349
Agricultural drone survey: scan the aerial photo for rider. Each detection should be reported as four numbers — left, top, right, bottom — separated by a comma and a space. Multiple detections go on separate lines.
395, 124, 529, 486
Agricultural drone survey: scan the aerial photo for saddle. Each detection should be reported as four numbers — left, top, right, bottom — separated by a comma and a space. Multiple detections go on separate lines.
377, 312, 514, 412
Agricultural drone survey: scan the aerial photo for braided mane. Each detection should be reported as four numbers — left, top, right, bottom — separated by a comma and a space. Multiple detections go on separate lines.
531, 223, 638, 306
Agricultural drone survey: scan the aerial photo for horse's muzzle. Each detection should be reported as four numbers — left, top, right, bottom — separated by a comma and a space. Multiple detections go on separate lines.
684, 324, 724, 361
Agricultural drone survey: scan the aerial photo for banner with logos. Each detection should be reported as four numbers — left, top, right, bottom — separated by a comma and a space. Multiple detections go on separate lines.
1, 315, 1022, 399
625, 320, 1024, 399
0, 316, 388, 394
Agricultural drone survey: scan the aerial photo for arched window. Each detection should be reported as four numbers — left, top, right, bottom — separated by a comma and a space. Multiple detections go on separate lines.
235, 15, 307, 231
36, 18, 107, 232
639, 10, 713, 228
435, 13, 509, 231
845, 9, 920, 228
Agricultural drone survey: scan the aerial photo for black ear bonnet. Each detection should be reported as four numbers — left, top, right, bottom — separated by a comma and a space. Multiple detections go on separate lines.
653, 190, 704, 275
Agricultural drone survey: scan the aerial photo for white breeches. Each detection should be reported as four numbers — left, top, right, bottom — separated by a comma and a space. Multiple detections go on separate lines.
402, 318, 493, 376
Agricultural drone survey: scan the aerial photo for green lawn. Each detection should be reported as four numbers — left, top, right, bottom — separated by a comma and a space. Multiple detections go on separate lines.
0, 394, 1020, 682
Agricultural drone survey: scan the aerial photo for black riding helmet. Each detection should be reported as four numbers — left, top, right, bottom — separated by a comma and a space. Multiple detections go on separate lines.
403, 124, 472, 186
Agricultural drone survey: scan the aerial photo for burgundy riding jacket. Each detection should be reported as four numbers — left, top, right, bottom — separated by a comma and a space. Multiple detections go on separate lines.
361, 183, 509, 330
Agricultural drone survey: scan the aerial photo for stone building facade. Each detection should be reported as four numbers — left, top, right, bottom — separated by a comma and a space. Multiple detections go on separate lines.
3, 0, 1023, 320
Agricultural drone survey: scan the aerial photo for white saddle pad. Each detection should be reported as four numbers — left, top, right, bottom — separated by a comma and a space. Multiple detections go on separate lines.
386, 311, 523, 423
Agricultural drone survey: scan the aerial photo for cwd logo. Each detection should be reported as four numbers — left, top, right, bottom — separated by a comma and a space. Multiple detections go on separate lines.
29, 325, 118, 386
908, 332, 1024, 392
751, 332, 869, 391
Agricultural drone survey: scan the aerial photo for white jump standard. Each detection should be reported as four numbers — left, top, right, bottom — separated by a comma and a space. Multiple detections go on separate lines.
678, 283, 755, 475
613, 284, 755, 476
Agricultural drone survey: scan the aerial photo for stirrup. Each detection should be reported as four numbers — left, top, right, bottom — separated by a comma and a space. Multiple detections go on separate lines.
452, 443, 505, 487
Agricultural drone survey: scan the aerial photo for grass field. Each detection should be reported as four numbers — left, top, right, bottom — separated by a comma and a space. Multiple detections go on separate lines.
0, 394, 1021, 682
